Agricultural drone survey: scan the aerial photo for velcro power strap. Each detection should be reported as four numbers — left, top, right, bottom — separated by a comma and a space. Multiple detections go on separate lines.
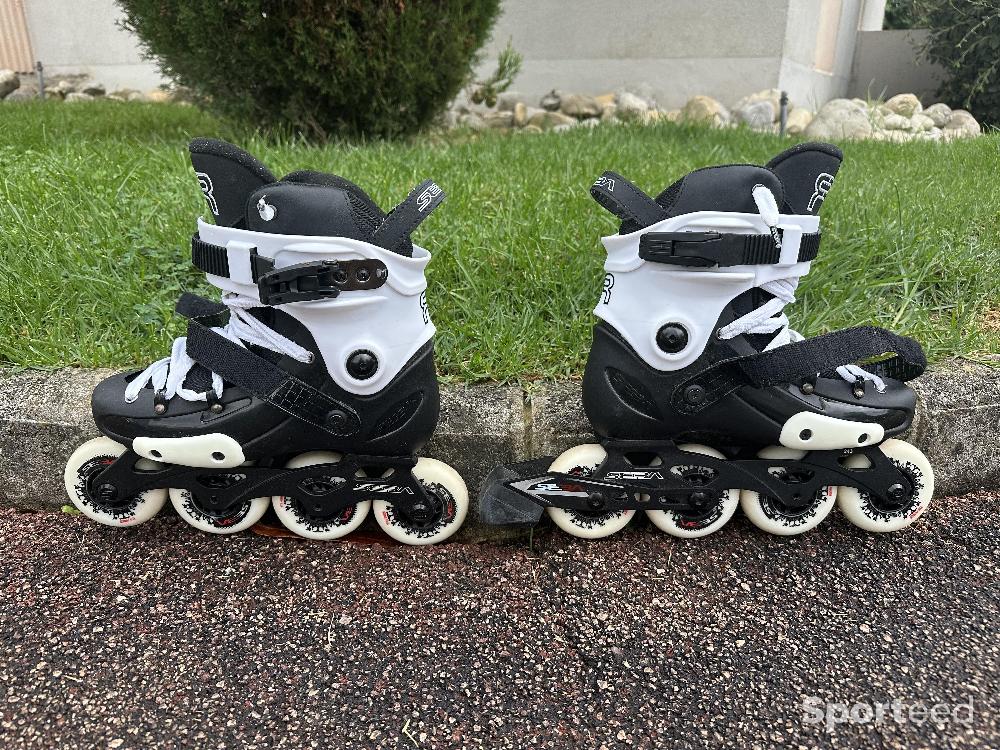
372, 179, 446, 252
175, 292, 227, 320
185, 321, 362, 436
590, 171, 669, 229
672, 326, 927, 414
737, 327, 926, 385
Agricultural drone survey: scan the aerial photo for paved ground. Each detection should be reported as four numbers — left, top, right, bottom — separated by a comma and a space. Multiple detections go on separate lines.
0, 492, 997, 750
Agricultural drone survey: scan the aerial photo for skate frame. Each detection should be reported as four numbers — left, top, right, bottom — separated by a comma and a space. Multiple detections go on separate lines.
84, 450, 443, 523
503, 440, 920, 519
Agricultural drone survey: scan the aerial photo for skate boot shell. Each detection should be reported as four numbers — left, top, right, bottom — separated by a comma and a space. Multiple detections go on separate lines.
480, 142, 933, 539
65, 139, 468, 544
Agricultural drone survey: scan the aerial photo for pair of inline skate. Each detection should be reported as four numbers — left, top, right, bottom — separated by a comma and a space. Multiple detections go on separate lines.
64, 138, 934, 545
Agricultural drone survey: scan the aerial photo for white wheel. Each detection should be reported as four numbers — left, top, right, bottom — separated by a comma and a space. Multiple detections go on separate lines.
646, 443, 739, 539
169, 462, 268, 535
374, 458, 469, 545
740, 446, 837, 536
63, 437, 168, 527
272, 452, 371, 540
545, 443, 635, 540
837, 439, 933, 533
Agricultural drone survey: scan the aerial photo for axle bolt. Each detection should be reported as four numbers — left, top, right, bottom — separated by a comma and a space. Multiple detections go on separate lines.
96, 483, 118, 504
689, 490, 710, 508
587, 492, 605, 510
887, 483, 906, 502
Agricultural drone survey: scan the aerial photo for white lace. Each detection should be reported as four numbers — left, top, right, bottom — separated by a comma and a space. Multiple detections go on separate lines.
714, 186, 886, 394
123, 293, 313, 403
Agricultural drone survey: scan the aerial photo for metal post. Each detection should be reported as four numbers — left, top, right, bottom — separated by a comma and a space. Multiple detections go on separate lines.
779, 91, 788, 136
35, 61, 45, 100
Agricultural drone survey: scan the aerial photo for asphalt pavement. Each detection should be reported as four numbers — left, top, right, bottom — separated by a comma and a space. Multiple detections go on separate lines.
1, 491, 997, 749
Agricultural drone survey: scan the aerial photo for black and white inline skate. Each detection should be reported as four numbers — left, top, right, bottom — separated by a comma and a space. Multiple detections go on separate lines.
479, 142, 934, 539
64, 138, 468, 545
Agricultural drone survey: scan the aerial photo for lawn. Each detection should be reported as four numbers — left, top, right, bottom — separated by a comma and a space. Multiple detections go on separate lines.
0, 101, 997, 381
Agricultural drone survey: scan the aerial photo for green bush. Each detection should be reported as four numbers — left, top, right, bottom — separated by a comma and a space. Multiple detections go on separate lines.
910, 0, 1000, 126
883, 0, 918, 29
117, 0, 502, 140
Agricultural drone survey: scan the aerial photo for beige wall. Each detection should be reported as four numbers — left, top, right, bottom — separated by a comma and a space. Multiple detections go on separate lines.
480, 0, 876, 110
23, 0, 165, 90
849, 29, 944, 102
479, 0, 790, 108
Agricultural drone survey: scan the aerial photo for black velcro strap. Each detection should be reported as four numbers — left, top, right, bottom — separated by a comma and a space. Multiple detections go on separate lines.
590, 171, 668, 229
192, 235, 231, 278
639, 230, 822, 267
672, 326, 927, 414
185, 321, 362, 436
175, 292, 227, 320
372, 179, 445, 252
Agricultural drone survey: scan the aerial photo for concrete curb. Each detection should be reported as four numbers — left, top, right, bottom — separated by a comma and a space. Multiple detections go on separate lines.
1, 360, 998, 540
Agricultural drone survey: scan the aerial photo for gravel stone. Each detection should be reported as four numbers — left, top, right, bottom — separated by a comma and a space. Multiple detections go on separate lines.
0, 490, 997, 748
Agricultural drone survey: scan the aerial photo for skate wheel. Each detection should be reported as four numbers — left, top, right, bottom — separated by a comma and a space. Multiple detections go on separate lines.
374, 458, 469, 545
272, 452, 371, 540
739, 446, 837, 536
169, 463, 268, 535
837, 439, 933, 533
545, 443, 635, 539
646, 443, 738, 539
63, 437, 168, 527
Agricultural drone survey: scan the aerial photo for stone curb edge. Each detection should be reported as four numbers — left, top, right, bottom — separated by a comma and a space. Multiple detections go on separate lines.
1, 361, 998, 542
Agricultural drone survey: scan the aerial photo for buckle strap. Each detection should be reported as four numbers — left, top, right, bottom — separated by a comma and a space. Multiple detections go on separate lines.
192, 236, 388, 305
670, 326, 927, 414
249, 251, 387, 305
638, 230, 821, 267
186, 320, 362, 436
192, 235, 230, 277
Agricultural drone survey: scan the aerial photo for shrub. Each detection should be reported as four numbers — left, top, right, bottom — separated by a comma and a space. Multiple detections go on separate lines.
909, 0, 1000, 126
883, 0, 919, 29
117, 0, 502, 140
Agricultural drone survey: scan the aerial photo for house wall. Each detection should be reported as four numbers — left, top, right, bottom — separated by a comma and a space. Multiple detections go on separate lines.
848, 29, 945, 102
21, 0, 165, 91
0, 0, 34, 72
477, 0, 792, 109
478, 0, 896, 111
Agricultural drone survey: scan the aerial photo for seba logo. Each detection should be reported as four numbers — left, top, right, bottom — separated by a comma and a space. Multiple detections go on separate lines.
594, 175, 616, 192
807, 172, 835, 212
196, 172, 219, 216
416, 183, 443, 212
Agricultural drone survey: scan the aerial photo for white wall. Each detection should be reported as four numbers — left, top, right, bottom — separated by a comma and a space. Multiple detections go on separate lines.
478, 0, 792, 109
777, 0, 864, 111
478, 0, 889, 111
849, 30, 944, 101
24, 0, 164, 91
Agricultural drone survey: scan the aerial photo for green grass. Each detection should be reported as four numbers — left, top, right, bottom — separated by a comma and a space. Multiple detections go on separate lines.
1, 101, 998, 381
